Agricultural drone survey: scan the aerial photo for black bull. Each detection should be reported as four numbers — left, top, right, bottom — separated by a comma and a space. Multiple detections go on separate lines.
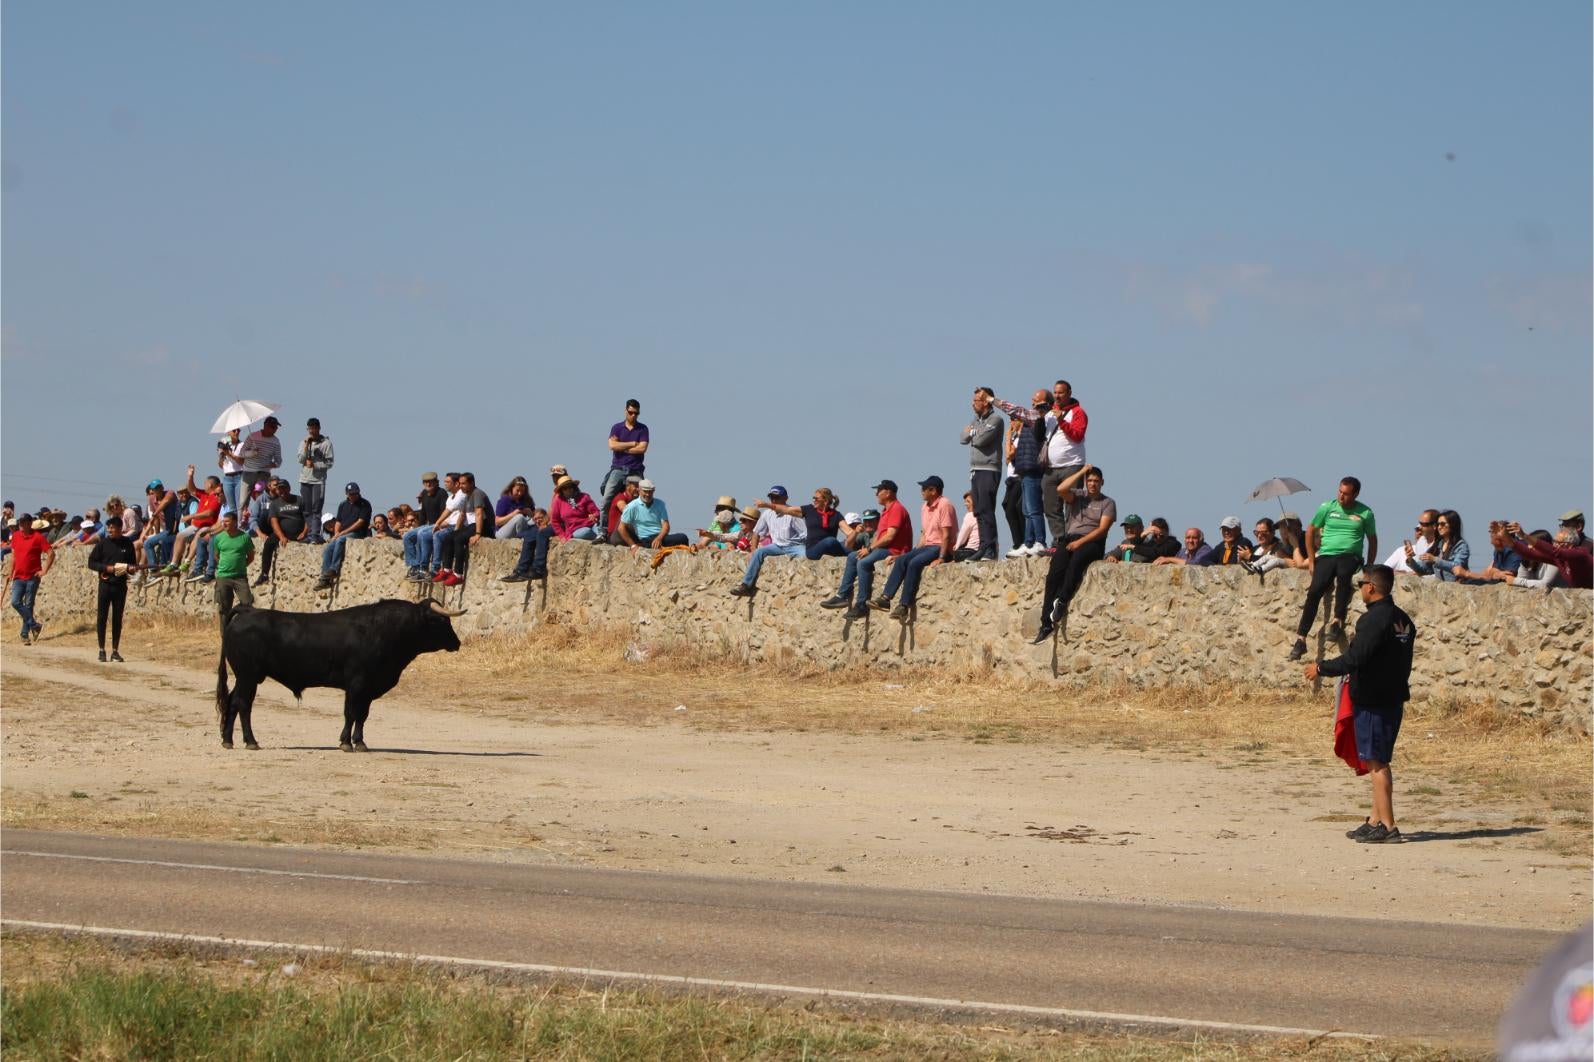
216, 599, 463, 751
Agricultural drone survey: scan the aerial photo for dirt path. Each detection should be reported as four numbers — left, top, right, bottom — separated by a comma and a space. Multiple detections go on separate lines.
2, 643, 1585, 931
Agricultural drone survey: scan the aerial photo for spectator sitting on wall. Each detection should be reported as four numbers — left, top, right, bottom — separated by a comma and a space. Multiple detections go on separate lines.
735, 508, 761, 552
255, 478, 307, 586
370, 512, 399, 540
696, 496, 741, 550
106, 496, 140, 541
549, 475, 601, 542
845, 510, 879, 551
1452, 521, 1521, 584
404, 472, 449, 581
1383, 509, 1438, 573
1556, 509, 1590, 553
1154, 528, 1213, 566
494, 476, 537, 540
314, 482, 372, 591
503, 507, 556, 583
730, 486, 808, 597
618, 480, 689, 554
71, 508, 105, 546
1494, 530, 1561, 589
1204, 516, 1253, 566
1507, 521, 1592, 589
1239, 517, 1292, 573
1104, 514, 1146, 564
1275, 512, 1311, 569
605, 476, 642, 546
869, 475, 958, 620
1406, 510, 1469, 582
758, 487, 846, 561
953, 490, 981, 561
1030, 464, 1115, 641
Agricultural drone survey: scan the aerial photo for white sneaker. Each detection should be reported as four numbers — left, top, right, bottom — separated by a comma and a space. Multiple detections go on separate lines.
1025, 544, 1047, 557
1005, 547, 1028, 559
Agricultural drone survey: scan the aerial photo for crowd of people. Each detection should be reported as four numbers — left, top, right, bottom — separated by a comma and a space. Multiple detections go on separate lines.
3, 388, 1589, 662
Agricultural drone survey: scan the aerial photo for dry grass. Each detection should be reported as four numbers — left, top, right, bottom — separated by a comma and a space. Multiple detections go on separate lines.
21, 613, 1593, 857
2, 930, 1478, 1060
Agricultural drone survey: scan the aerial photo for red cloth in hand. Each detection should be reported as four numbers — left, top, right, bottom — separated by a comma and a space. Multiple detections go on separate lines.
1334, 678, 1370, 776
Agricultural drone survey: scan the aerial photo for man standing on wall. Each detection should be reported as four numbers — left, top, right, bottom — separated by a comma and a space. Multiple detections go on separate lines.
598, 399, 649, 536
1305, 565, 1415, 844
239, 415, 283, 496
1040, 381, 1088, 548
1290, 476, 1378, 660
960, 387, 1003, 561
297, 417, 335, 545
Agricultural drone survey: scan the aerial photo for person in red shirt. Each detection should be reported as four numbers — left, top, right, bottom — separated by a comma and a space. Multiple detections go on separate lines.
1508, 521, 1592, 590
604, 476, 641, 545
819, 479, 912, 619
868, 475, 959, 619
8, 512, 54, 643
163, 465, 223, 578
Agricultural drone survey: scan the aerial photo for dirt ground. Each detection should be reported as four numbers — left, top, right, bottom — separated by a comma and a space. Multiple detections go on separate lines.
2, 619, 1588, 933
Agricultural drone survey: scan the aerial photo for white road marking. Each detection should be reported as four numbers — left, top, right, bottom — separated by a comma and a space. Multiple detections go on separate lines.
2, 851, 418, 885
3, 919, 1374, 1041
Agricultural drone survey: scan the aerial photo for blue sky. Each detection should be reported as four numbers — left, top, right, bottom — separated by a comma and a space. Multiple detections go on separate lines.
5, 2, 1589, 543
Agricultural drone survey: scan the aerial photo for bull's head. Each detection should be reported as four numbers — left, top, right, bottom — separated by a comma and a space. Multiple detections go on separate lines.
420, 600, 464, 653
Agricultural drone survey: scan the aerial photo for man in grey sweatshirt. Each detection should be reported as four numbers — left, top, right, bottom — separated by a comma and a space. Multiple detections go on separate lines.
297, 417, 335, 545
960, 387, 1003, 561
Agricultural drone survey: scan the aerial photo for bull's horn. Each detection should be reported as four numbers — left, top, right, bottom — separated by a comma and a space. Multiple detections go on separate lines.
426, 601, 467, 618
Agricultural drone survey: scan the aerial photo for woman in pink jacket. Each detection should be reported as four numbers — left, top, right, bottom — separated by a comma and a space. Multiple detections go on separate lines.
549, 475, 600, 541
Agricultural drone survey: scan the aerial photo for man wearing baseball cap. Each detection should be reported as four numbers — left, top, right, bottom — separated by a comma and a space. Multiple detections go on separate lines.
820, 479, 911, 619
240, 415, 283, 496
314, 482, 371, 591
730, 485, 808, 598
866, 475, 958, 620
9, 512, 54, 643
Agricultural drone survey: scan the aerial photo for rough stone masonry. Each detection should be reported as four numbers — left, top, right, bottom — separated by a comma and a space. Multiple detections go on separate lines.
35, 539, 1593, 734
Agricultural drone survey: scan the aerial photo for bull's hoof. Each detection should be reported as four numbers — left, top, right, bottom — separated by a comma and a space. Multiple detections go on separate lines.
338, 741, 354, 752
245, 741, 261, 751
221, 740, 233, 750
352, 741, 369, 753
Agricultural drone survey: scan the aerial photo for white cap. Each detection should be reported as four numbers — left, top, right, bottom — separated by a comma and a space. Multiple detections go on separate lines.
844, 512, 861, 524
1219, 515, 1241, 530
638, 479, 655, 491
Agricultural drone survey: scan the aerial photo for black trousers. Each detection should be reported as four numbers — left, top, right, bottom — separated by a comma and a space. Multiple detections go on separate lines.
1041, 534, 1105, 619
96, 581, 127, 650
442, 529, 475, 576
1001, 477, 1024, 552
970, 469, 999, 559
1297, 552, 1362, 636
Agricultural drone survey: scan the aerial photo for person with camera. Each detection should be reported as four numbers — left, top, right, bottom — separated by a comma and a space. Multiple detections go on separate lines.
1506, 520, 1592, 589
960, 388, 1003, 561
993, 388, 1068, 555
217, 428, 245, 516
87, 515, 138, 661
297, 417, 335, 545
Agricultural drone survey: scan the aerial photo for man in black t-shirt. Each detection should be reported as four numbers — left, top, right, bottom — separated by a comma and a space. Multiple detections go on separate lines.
314, 482, 371, 590
256, 479, 307, 585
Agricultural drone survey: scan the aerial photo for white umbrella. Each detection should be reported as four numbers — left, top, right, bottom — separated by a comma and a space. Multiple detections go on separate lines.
209, 399, 280, 435
1247, 476, 1310, 513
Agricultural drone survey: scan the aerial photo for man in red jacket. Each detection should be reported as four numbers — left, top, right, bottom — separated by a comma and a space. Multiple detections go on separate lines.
1508, 521, 1592, 589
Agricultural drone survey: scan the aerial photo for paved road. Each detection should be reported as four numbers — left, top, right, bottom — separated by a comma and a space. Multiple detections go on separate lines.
1, 830, 1557, 1046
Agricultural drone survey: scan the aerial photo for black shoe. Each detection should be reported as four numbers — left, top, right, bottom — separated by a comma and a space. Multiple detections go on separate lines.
314, 577, 333, 591
844, 606, 868, 620
819, 596, 849, 610
501, 572, 529, 583
866, 595, 892, 612
890, 604, 910, 620
253, 575, 269, 587
1288, 638, 1307, 660
110, 651, 124, 663
29, 622, 42, 644
98, 650, 107, 662
530, 568, 547, 580
1030, 625, 1054, 645
1345, 818, 1377, 840
729, 583, 755, 598
1356, 824, 1404, 844
1326, 619, 1344, 640
1050, 600, 1068, 625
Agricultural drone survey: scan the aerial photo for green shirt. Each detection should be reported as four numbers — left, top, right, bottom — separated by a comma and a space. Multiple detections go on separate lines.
1310, 499, 1376, 557
212, 529, 255, 579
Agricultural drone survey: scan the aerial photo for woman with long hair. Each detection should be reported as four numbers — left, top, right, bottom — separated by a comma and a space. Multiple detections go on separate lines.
1408, 509, 1470, 581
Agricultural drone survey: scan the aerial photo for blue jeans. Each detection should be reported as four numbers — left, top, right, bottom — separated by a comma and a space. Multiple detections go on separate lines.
597, 467, 638, 531
322, 535, 349, 574
300, 482, 326, 543
569, 526, 599, 541
514, 527, 556, 575
10, 577, 39, 637
403, 525, 435, 569
222, 473, 242, 517
836, 548, 891, 603
882, 545, 942, 606
144, 532, 174, 569
742, 542, 805, 587
1021, 473, 1046, 548
806, 537, 848, 561
430, 528, 452, 572
192, 534, 214, 575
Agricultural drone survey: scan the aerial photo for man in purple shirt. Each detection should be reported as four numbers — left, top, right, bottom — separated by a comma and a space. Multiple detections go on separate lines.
598, 398, 649, 536
1153, 528, 1214, 566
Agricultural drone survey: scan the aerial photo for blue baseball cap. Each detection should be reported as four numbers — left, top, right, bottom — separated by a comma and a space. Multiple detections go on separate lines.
766, 485, 788, 498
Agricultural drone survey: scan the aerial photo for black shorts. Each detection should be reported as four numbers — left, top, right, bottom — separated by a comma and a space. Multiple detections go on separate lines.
1353, 706, 1403, 764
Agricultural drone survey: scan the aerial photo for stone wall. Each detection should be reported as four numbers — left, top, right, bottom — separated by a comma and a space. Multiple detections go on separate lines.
29, 537, 1594, 733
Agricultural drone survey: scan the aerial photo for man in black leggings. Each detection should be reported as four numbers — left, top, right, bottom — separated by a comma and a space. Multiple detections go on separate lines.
1290, 476, 1379, 660
87, 515, 138, 662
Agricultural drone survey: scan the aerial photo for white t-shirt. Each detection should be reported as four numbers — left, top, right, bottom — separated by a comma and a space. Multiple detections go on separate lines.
442, 489, 468, 529
1383, 534, 1431, 574
1044, 406, 1087, 469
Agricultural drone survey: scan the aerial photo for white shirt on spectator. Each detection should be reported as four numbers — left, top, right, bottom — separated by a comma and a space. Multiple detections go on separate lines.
1383, 534, 1432, 574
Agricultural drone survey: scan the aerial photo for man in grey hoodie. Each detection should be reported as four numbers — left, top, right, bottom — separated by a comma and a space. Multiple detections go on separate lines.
960, 386, 1003, 561
297, 417, 335, 545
